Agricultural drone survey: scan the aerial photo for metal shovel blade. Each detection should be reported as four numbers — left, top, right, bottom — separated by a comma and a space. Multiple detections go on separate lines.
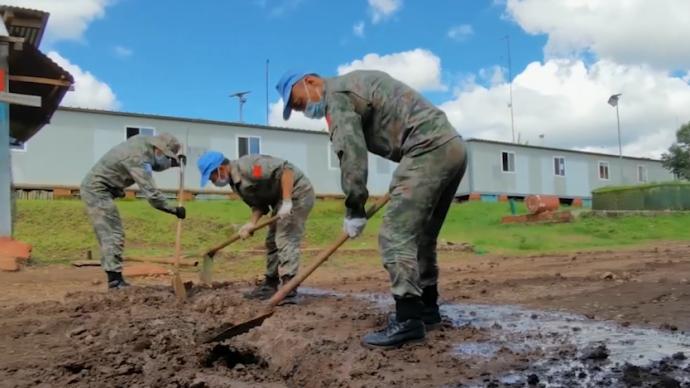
200, 310, 274, 343
200, 255, 214, 285
197, 216, 279, 285
172, 271, 187, 301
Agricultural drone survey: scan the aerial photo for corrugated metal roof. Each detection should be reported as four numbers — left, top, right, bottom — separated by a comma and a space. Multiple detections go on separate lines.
8, 39, 74, 142
0, 5, 46, 14
58, 107, 331, 136
466, 138, 661, 162
0, 6, 49, 47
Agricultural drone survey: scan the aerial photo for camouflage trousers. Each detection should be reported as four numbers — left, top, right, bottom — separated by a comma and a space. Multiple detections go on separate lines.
379, 136, 467, 298
265, 188, 315, 278
81, 190, 125, 272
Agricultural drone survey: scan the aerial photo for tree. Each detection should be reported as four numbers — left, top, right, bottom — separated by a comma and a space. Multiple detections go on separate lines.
661, 123, 690, 180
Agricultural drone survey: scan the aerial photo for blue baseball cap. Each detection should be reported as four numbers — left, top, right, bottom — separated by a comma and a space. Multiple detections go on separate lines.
197, 151, 225, 187
275, 70, 309, 120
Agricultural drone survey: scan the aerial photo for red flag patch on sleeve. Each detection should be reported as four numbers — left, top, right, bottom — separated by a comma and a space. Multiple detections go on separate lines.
252, 164, 262, 178
325, 113, 332, 129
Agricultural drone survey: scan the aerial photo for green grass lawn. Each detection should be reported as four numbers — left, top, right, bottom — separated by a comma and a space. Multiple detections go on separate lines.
13, 198, 690, 265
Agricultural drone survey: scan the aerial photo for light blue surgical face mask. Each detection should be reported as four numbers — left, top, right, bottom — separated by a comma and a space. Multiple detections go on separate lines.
213, 168, 229, 187
213, 178, 229, 187
153, 153, 172, 171
302, 80, 325, 119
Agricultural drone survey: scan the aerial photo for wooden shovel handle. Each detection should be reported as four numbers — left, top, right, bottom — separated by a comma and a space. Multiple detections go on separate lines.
267, 194, 390, 307
204, 215, 280, 258
174, 156, 186, 268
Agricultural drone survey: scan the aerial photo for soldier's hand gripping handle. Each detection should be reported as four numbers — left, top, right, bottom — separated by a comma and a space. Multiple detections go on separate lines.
171, 154, 187, 168
162, 206, 186, 219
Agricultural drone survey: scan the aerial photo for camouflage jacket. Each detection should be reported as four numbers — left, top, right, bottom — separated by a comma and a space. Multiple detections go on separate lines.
324, 70, 460, 217
228, 155, 313, 215
81, 135, 175, 212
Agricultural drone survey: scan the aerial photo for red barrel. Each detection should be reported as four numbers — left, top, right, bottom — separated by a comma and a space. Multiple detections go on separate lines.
525, 195, 559, 214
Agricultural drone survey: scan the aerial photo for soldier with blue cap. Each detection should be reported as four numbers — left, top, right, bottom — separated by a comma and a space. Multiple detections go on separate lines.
197, 151, 314, 303
276, 69, 467, 348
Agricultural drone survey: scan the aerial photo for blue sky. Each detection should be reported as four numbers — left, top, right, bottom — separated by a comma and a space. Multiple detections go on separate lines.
9, 0, 690, 157
47, 0, 543, 124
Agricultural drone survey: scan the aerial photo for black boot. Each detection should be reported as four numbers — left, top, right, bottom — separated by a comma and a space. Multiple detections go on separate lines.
421, 285, 442, 327
243, 275, 279, 300
277, 275, 299, 305
388, 286, 442, 329
106, 271, 130, 290
362, 297, 426, 349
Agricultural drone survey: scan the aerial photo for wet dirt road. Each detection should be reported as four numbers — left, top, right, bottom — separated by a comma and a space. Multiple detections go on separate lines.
1, 242, 689, 387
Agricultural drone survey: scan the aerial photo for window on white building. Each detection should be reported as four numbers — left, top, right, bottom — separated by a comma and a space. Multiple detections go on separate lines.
501, 151, 515, 172
9, 137, 26, 151
638, 165, 648, 183
237, 136, 261, 157
598, 161, 609, 180
554, 157, 566, 176
125, 126, 155, 139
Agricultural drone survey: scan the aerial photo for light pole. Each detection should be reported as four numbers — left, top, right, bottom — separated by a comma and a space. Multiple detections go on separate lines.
230, 91, 251, 123
265, 59, 269, 125
608, 93, 623, 182
503, 35, 516, 143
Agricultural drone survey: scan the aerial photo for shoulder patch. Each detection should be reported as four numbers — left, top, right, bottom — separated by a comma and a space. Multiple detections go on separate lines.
252, 164, 262, 178
326, 113, 332, 128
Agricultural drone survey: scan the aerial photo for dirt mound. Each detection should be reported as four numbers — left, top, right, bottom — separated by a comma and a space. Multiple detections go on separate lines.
0, 283, 490, 387
0, 283, 272, 387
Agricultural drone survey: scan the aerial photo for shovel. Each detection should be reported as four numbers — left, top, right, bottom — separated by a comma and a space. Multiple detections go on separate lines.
200, 194, 390, 343
171, 154, 188, 302
199, 215, 280, 284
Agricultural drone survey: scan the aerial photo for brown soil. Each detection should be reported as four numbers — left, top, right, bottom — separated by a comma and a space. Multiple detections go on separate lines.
1, 242, 689, 387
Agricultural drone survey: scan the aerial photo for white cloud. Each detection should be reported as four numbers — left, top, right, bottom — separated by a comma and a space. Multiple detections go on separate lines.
439, 59, 690, 159
478, 65, 506, 86
505, 0, 690, 70
268, 0, 303, 17
575, 129, 675, 160
353, 21, 365, 38
447, 24, 474, 41
113, 45, 133, 58
48, 51, 120, 110
368, 0, 402, 24
337, 48, 446, 92
268, 99, 327, 132
3, 0, 112, 43
5, 2, 121, 111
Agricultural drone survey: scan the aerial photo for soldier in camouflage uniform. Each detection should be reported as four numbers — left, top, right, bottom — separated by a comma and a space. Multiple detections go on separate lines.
81, 133, 187, 289
197, 151, 314, 304
276, 69, 467, 348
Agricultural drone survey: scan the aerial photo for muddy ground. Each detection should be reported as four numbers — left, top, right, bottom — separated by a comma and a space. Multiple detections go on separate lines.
1, 242, 690, 387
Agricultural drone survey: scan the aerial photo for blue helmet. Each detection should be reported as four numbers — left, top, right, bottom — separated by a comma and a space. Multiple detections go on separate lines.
197, 150, 225, 187
275, 70, 311, 120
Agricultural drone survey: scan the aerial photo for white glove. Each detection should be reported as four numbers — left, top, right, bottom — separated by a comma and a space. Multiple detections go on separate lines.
277, 200, 293, 220
343, 217, 367, 238
238, 222, 255, 240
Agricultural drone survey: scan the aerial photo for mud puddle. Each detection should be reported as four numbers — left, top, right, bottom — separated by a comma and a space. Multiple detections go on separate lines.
444, 303, 690, 386
303, 287, 690, 387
